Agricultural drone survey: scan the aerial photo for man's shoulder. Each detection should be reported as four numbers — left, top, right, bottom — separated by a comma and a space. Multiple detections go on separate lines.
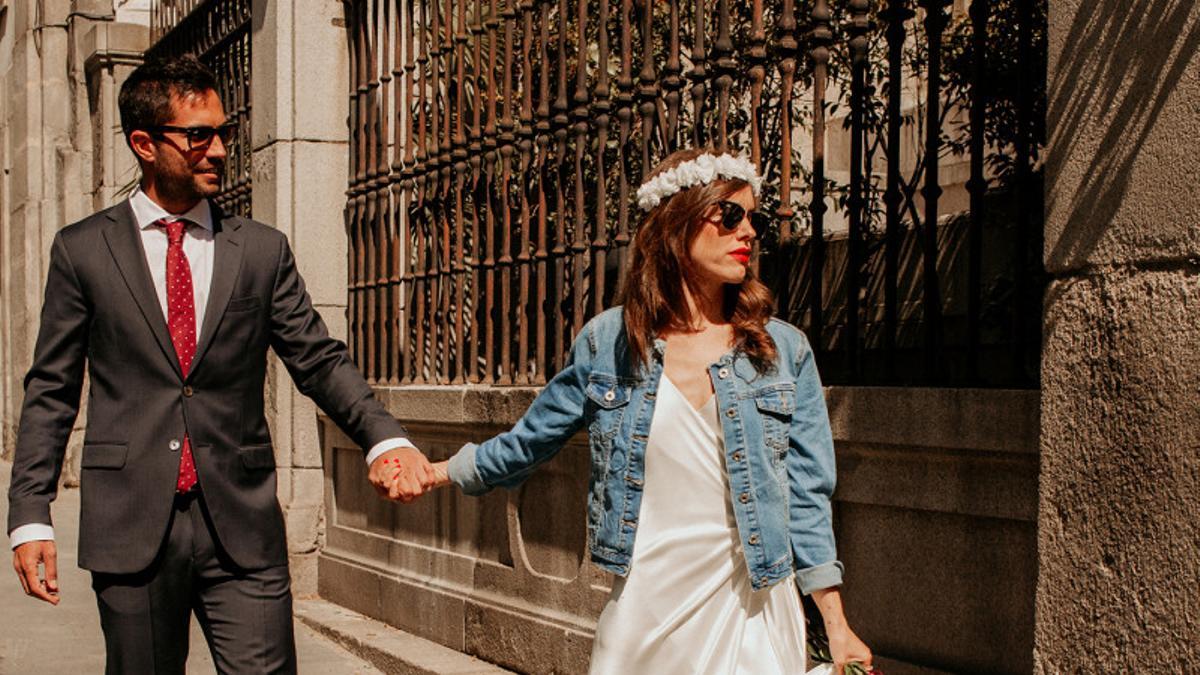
56, 203, 129, 245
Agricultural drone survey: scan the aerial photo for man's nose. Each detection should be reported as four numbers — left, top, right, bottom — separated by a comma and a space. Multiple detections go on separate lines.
207, 133, 228, 162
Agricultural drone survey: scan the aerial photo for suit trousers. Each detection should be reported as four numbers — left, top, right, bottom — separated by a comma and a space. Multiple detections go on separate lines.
91, 491, 297, 674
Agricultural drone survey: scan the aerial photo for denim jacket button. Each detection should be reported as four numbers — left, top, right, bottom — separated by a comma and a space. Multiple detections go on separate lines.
732, 452, 743, 462
603, 390, 616, 402
726, 408, 736, 418
749, 534, 760, 545
717, 367, 729, 379
739, 492, 749, 503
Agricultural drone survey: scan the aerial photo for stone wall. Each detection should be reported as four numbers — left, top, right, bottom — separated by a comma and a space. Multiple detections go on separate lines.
1038, 1, 1200, 670
319, 385, 1038, 674
0, 1, 146, 478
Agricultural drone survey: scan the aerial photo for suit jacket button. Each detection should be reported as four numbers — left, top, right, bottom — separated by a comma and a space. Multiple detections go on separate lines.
169, 439, 182, 451
182, 386, 194, 397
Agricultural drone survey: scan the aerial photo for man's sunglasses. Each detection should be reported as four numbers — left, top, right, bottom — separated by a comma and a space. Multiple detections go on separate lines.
716, 201, 770, 239
146, 123, 238, 150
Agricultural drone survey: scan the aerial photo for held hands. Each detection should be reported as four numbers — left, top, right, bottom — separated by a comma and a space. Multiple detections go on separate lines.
368, 446, 438, 503
385, 460, 451, 502
12, 540, 60, 605
367, 447, 451, 503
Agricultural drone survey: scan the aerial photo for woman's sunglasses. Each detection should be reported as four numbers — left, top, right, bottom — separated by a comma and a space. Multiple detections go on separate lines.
715, 201, 770, 239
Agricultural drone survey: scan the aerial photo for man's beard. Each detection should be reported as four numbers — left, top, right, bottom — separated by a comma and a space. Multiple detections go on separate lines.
160, 165, 223, 203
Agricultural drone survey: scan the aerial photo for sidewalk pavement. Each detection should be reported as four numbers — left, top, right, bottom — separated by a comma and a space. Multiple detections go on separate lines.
0, 460, 384, 674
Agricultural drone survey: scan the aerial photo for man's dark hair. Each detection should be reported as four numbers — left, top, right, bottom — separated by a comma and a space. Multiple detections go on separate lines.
119, 54, 219, 147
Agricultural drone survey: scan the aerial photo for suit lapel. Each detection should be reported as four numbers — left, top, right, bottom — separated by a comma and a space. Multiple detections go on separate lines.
102, 202, 184, 380
190, 204, 245, 378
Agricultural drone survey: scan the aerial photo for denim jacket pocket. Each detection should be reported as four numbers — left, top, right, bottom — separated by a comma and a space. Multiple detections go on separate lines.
585, 372, 634, 441
753, 383, 796, 454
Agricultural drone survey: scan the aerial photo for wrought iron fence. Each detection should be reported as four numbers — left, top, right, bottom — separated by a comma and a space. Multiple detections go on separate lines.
147, 0, 253, 217
344, 0, 1045, 388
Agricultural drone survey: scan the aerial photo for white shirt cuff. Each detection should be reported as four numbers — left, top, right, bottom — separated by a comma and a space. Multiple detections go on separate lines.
10, 524, 55, 549
364, 437, 416, 466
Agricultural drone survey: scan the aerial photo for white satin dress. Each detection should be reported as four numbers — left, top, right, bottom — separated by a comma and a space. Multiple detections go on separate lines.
588, 375, 808, 674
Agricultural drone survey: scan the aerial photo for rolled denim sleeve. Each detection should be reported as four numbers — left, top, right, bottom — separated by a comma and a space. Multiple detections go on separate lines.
787, 336, 843, 594
445, 326, 593, 495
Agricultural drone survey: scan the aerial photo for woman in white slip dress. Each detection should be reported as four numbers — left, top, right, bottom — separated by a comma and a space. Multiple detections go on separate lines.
587, 377, 809, 674
422, 148, 873, 674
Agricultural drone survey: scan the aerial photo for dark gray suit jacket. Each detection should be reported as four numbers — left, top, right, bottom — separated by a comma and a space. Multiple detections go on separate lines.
7, 200, 406, 574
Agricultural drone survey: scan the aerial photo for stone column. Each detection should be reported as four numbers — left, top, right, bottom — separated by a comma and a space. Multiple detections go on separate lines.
1038, 2, 1200, 670
250, 0, 351, 594
81, 21, 147, 210
0, 0, 123, 464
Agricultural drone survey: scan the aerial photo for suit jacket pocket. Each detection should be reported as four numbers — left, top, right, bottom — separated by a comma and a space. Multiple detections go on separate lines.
239, 445, 276, 470
226, 295, 261, 312
81, 444, 128, 469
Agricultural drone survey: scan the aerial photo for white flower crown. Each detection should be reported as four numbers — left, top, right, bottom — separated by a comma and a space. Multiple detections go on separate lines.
635, 153, 763, 211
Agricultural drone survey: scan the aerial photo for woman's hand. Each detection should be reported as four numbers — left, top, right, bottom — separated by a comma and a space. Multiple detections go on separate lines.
428, 460, 451, 489
810, 586, 873, 674
826, 621, 873, 673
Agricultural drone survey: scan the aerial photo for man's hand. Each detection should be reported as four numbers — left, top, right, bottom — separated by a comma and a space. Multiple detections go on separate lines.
13, 540, 60, 605
368, 446, 435, 503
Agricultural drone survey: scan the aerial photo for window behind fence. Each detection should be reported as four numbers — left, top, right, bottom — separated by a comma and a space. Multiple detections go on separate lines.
344, 0, 1045, 388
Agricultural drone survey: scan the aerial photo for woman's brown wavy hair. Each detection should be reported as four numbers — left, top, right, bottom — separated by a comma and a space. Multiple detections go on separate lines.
619, 147, 778, 374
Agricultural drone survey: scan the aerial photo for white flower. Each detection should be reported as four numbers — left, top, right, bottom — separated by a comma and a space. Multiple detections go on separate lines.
635, 153, 762, 211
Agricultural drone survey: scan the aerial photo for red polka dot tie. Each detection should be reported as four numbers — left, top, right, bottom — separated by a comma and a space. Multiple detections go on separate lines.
160, 218, 199, 493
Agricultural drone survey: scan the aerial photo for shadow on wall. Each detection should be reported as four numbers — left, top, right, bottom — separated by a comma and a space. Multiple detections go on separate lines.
1045, 0, 1200, 271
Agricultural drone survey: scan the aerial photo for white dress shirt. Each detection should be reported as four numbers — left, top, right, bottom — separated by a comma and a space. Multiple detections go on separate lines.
10, 190, 412, 550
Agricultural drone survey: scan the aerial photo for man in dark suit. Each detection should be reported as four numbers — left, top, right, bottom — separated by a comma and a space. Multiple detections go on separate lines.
7, 55, 432, 673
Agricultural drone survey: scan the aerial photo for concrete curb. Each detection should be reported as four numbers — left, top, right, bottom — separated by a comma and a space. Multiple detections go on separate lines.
294, 598, 511, 675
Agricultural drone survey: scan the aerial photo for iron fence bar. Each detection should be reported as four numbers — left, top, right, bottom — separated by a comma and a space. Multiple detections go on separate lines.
550, 0, 569, 373
413, 0, 431, 383
467, 0, 487, 383
614, 0, 635, 290
571, 0, 590, 338
808, 0, 832, 355
637, 0, 657, 172
534, 0, 553, 379
847, 0, 871, 380
881, 0, 912, 383
712, 0, 734, 151
689, 0, 707, 148
775, 0, 798, 241
517, 0, 536, 383
591, 0, 612, 318
748, 0, 766, 170
498, 0, 517, 384
920, 0, 948, 382
662, 1, 683, 151
967, 0, 989, 383
452, 0, 471, 384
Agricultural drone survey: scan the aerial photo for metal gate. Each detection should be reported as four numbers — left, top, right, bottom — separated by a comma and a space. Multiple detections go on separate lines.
345, 0, 1045, 388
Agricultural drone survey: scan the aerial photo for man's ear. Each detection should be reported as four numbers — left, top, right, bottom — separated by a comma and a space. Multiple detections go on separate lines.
128, 130, 157, 165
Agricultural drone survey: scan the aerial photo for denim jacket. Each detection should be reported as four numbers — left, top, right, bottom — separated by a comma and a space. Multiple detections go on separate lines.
448, 307, 843, 594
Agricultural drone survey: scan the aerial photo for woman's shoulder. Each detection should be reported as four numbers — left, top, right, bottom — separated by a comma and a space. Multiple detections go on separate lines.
765, 316, 814, 359
582, 306, 627, 339
768, 314, 816, 345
